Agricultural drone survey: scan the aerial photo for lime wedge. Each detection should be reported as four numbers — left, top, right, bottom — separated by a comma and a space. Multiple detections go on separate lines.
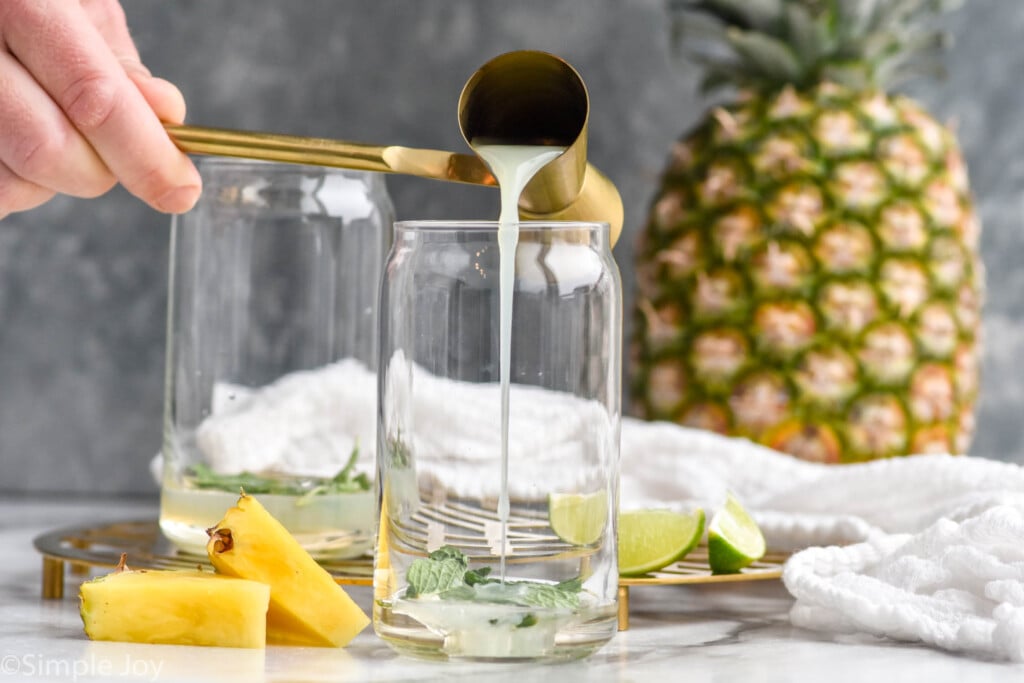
548, 491, 608, 546
617, 508, 705, 577
707, 492, 766, 574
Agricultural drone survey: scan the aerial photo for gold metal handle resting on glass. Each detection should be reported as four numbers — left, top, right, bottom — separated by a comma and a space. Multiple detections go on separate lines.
164, 50, 623, 246
163, 124, 498, 186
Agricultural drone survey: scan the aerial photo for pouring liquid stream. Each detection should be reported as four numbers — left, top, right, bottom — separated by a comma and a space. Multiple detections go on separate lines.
472, 143, 565, 582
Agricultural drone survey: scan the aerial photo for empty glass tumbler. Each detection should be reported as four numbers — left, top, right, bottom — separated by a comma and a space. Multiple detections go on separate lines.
159, 157, 392, 558
374, 220, 622, 661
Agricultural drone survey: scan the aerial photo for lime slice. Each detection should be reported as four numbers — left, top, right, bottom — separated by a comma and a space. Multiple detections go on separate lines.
707, 492, 766, 574
549, 491, 608, 546
617, 508, 705, 577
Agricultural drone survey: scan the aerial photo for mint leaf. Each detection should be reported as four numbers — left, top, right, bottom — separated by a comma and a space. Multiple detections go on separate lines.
521, 579, 582, 609
189, 444, 371, 500
406, 558, 466, 597
405, 546, 470, 597
464, 566, 496, 586
296, 445, 370, 505
428, 546, 470, 564
517, 613, 538, 628
521, 585, 580, 609
438, 585, 476, 601
387, 436, 412, 469
190, 463, 284, 494
402, 545, 584, 613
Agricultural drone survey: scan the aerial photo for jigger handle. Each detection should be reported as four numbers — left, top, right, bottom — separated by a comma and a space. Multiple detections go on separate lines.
165, 123, 497, 187
165, 123, 623, 246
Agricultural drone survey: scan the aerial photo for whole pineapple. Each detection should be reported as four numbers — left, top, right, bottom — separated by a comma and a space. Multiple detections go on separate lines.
631, 0, 983, 462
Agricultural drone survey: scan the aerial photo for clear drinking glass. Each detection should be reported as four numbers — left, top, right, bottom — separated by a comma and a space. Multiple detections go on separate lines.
374, 220, 622, 661
159, 157, 392, 558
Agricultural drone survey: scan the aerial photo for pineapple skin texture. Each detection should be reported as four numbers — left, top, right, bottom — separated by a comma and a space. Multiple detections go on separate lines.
207, 494, 370, 647
79, 569, 270, 649
632, 84, 983, 463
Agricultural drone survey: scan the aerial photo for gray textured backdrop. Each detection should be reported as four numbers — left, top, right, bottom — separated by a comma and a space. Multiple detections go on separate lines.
0, 0, 1021, 494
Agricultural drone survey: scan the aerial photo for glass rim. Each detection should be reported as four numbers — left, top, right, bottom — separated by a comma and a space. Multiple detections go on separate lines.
394, 219, 610, 232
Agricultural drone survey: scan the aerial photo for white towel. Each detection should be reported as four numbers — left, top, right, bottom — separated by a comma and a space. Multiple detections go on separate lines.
193, 359, 378, 478
624, 418, 1024, 662
183, 357, 611, 497
619, 420, 1024, 547
183, 360, 1024, 661
782, 507, 1024, 661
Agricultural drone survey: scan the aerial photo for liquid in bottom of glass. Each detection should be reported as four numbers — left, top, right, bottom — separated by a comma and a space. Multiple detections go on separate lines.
373, 497, 618, 661
159, 477, 375, 559
375, 592, 617, 662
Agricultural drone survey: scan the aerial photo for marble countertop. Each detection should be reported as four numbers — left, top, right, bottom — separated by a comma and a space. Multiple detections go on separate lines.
2, 495, 1021, 682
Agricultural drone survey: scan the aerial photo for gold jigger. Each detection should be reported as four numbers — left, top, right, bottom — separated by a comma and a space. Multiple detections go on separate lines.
165, 50, 623, 246
458, 50, 623, 246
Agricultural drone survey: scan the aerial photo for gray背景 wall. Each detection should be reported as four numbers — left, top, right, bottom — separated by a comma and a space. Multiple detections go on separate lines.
0, 0, 1021, 494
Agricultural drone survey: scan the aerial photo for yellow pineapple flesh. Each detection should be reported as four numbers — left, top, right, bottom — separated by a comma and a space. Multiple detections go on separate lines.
79, 557, 270, 649
207, 493, 370, 647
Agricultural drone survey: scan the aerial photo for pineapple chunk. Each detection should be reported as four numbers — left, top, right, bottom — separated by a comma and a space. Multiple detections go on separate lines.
207, 493, 369, 647
80, 557, 269, 649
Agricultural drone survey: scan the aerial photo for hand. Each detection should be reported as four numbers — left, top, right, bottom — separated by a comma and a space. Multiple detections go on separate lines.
0, 0, 201, 219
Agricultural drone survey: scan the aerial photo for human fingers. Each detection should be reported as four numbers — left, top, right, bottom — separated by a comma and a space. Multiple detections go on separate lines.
2, 0, 201, 213
0, 159, 57, 221
126, 73, 187, 125
0, 48, 116, 202
81, 0, 187, 124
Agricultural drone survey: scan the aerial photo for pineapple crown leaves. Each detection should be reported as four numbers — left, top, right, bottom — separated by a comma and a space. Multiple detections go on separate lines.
669, 0, 962, 94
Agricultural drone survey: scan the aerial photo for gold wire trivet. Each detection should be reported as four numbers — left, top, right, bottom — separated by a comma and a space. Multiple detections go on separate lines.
34, 518, 785, 631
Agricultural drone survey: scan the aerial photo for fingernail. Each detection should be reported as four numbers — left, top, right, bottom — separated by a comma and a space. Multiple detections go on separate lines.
155, 185, 201, 214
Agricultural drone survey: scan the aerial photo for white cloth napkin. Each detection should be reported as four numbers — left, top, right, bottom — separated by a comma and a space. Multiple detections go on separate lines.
783, 507, 1024, 661
620, 420, 1024, 661
181, 360, 1024, 661
182, 357, 610, 497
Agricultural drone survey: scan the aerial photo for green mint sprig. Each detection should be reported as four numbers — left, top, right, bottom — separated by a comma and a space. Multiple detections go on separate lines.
188, 444, 370, 500
404, 546, 583, 613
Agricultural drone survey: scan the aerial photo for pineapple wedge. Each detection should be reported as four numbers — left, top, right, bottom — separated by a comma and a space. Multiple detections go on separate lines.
207, 493, 370, 647
80, 556, 270, 648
